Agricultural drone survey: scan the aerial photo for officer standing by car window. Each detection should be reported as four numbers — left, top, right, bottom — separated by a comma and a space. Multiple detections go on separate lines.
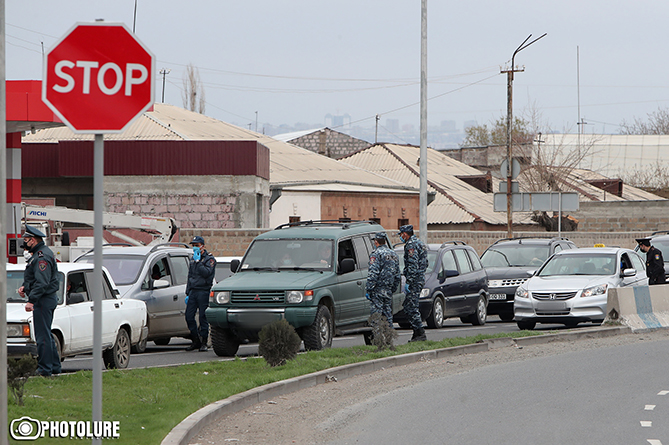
366, 232, 401, 328
17, 226, 61, 376
398, 225, 428, 342
636, 238, 666, 285
185, 236, 217, 351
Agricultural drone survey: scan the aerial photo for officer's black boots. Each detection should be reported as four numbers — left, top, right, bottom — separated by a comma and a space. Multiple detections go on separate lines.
185, 336, 202, 351
409, 327, 427, 342
199, 337, 208, 352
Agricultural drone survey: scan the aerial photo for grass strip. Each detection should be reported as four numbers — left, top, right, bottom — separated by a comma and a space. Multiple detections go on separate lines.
8, 330, 544, 444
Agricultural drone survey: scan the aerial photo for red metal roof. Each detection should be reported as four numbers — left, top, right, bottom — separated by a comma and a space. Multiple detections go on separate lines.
22, 140, 269, 179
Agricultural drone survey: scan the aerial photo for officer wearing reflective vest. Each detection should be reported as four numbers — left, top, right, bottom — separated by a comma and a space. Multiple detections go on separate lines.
636, 238, 666, 285
18, 225, 61, 377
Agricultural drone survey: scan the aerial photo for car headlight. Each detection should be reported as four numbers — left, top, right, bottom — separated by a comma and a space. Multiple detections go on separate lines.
215, 291, 230, 304
419, 288, 430, 299
582, 284, 608, 297
515, 287, 529, 299
286, 290, 313, 304
488, 280, 503, 287
7, 323, 30, 338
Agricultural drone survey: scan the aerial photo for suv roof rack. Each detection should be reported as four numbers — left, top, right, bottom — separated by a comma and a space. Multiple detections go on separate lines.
149, 242, 190, 253
274, 220, 378, 230
651, 230, 669, 236
440, 240, 467, 247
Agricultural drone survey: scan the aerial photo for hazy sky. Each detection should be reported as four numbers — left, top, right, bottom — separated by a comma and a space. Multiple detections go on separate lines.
7, 1, 669, 134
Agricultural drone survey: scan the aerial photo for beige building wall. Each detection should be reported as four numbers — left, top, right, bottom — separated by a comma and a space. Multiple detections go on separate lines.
269, 191, 322, 228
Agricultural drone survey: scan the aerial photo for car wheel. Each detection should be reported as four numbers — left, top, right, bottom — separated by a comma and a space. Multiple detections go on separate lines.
211, 326, 240, 357
363, 331, 374, 346
131, 335, 147, 354
52, 332, 63, 362
426, 296, 444, 329
470, 295, 487, 326
103, 328, 130, 369
301, 305, 333, 351
153, 337, 171, 346
517, 320, 536, 330
498, 310, 514, 322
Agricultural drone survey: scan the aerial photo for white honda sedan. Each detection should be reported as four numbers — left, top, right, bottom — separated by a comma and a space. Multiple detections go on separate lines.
514, 247, 648, 330
6, 263, 148, 369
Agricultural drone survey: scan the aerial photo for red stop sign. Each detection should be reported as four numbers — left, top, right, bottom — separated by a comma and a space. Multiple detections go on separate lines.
42, 22, 155, 133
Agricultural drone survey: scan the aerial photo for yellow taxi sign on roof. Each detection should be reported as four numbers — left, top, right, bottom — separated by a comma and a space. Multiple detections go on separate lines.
594, 243, 606, 247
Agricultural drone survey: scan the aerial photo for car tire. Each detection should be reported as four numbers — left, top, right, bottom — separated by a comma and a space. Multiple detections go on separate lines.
153, 337, 171, 346
363, 331, 374, 346
103, 328, 130, 369
498, 310, 514, 322
132, 335, 147, 354
52, 332, 63, 362
426, 296, 444, 329
301, 305, 333, 351
517, 320, 536, 330
470, 295, 487, 326
211, 326, 240, 357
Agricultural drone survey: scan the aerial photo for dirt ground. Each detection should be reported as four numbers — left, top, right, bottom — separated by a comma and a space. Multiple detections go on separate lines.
188, 329, 669, 445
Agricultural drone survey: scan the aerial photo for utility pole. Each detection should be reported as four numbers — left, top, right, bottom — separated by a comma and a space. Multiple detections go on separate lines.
375, 114, 379, 143
500, 33, 546, 239
255, 111, 258, 132
418, 0, 428, 244
159, 68, 170, 103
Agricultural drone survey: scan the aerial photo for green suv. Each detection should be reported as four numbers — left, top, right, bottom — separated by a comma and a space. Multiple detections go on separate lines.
206, 220, 403, 356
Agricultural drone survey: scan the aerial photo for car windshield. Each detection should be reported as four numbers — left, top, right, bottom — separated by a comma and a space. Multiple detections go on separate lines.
538, 253, 617, 277
397, 250, 438, 274
239, 239, 334, 271
6, 270, 65, 304
77, 255, 145, 285
481, 245, 550, 267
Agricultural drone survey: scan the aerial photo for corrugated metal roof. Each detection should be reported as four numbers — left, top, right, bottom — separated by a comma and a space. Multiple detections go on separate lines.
23, 104, 413, 192
272, 128, 325, 142
340, 143, 534, 226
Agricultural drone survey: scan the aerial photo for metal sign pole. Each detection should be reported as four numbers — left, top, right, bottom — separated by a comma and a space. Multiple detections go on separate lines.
0, 1, 8, 442
92, 133, 104, 445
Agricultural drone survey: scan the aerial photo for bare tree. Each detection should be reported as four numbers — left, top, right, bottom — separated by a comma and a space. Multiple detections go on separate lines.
620, 107, 669, 134
182, 63, 206, 114
460, 116, 534, 147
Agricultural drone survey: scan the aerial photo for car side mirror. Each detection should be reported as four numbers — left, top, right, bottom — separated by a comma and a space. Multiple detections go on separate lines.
67, 292, 86, 305
339, 258, 355, 274
623, 268, 636, 277
153, 278, 170, 289
443, 269, 459, 278
231, 259, 240, 273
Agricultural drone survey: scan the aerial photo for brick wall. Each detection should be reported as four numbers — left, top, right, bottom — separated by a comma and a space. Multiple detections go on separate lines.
290, 128, 370, 159
570, 200, 669, 232
180, 228, 651, 257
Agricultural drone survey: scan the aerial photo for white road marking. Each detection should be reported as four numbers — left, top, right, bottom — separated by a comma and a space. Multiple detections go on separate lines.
658, 390, 669, 396
647, 440, 662, 445
645, 405, 656, 411
641, 421, 653, 427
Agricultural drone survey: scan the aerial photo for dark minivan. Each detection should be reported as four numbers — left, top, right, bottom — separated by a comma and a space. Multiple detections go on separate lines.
393, 241, 488, 329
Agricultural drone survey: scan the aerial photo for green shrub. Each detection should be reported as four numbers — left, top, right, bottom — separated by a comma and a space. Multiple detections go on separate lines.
368, 313, 398, 351
8, 355, 38, 405
258, 319, 302, 367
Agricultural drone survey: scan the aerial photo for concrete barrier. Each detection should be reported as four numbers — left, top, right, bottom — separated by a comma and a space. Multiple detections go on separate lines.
605, 285, 669, 331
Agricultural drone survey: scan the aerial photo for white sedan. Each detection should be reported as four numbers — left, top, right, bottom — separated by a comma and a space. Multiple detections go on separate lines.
514, 247, 648, 330
6, 263, 148, 369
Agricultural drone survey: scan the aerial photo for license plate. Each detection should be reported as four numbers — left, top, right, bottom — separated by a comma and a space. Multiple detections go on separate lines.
489, 294, 507, 300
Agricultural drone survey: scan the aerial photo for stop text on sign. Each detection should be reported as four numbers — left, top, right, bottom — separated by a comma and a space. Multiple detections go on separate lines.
53, 61, 148, 96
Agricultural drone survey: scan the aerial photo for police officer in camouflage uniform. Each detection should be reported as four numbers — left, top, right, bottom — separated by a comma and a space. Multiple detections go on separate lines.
185, 236, 217, 351
637, 238, 667, 285
398, 225, 428, 342
366, 232, 401, 327
18, 225, 61, 377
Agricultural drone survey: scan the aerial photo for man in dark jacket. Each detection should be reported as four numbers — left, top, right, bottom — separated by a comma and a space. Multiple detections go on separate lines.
18, 225, 61, 376
185, 236, 216, 351
637, 238, 667, 285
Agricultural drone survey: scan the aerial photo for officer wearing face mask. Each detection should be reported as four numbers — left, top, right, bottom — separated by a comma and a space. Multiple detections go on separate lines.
185, 236, 216, 351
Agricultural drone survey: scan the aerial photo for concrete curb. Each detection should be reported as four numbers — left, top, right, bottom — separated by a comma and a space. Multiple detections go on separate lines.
161, 325, 633, 445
